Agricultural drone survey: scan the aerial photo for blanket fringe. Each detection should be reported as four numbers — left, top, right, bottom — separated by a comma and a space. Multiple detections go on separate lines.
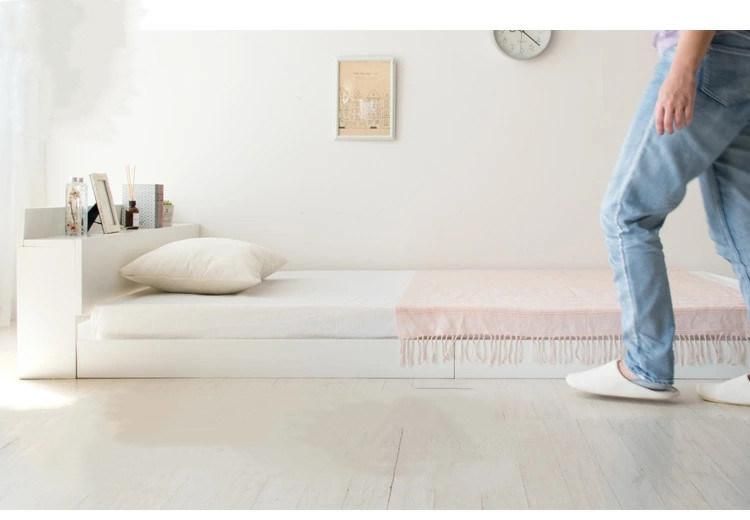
399, 334, 750, 367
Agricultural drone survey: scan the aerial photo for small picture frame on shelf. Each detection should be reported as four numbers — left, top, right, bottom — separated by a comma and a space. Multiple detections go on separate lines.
89, 173, 120, 234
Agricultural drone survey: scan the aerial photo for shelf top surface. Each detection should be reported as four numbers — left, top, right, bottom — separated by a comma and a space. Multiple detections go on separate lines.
23, 223, 198, 245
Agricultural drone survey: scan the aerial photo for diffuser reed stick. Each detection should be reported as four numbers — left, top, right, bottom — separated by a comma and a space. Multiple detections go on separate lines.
126, 164, 136, 201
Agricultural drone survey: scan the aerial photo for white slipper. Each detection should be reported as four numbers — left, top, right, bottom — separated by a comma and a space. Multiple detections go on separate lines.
697, 374, 750, 406
566, 360, 679, 401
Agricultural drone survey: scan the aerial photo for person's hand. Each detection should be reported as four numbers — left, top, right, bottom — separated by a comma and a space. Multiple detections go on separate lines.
654, 64, 697, 135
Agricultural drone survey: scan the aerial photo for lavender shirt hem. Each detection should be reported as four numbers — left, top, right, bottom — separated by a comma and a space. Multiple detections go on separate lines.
654, 30, 679, 55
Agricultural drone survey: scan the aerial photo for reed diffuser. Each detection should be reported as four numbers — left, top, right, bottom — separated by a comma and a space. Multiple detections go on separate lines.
125, 164, 140, 229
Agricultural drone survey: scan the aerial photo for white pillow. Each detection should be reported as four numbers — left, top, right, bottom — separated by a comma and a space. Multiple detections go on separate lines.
120, 238, 287, 294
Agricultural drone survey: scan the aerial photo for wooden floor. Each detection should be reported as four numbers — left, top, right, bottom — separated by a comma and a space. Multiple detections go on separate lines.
1, 327, 749, 509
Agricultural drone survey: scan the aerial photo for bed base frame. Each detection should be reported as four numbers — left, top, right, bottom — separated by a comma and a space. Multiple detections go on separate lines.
76, 321, 744, 379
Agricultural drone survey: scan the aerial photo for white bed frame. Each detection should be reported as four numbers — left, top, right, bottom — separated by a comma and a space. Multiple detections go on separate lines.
76, 327, 446, 378
17, 208, 748, 380
74, 327, 745, 379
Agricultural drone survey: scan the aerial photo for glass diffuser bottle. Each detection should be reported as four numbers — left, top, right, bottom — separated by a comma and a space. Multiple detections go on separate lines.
65, 176, 87, 236
125, 200, 140, 229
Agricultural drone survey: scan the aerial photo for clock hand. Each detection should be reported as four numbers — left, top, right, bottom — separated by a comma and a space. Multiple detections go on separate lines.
521, 30, 540, 46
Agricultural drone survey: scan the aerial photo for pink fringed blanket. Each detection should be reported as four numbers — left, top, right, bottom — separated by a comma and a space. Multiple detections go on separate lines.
395, 270, 750, 366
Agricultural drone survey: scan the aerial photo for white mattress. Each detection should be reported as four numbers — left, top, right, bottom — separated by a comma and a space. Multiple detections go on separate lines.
91, 270, 414, 340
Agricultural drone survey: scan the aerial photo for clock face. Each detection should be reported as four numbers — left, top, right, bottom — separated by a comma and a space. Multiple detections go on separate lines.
493, 30, 552, 60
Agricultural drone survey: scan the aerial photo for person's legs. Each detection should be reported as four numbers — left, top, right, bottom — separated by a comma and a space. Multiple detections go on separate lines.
699, 125, 750, 308
696, 124, 750, 406
568, 34, 750, 400
599, 50, 749, 387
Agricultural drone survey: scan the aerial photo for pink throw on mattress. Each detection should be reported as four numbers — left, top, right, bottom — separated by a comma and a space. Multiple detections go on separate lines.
396, 270, 750, 339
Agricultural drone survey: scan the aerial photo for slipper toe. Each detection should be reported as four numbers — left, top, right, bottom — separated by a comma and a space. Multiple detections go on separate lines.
697, 375, 750, 406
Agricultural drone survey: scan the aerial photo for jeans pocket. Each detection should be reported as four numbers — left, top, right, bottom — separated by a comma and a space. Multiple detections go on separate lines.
699, 45, 750, 107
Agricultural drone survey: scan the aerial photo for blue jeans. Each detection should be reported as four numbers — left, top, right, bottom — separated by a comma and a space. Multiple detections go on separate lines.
601, 31, 750, 385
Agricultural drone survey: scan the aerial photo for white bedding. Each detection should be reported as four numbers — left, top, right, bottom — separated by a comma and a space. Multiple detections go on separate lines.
92, 269, 742, 342
91, 270, 414, 340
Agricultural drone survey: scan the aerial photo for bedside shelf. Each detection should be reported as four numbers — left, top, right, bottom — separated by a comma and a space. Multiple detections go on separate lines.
17, 207, 200, 378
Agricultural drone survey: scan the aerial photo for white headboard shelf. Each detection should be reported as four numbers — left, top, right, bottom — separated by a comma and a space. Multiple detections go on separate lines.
17, 207, 200, 378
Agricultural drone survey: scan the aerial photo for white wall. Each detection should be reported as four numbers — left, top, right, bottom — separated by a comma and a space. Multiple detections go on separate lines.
44, 30, 731, 273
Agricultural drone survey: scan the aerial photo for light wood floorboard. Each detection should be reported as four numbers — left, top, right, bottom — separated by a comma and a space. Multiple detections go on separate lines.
0, 327, 748, 509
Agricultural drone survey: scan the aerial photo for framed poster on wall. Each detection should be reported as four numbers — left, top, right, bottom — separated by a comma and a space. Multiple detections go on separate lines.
336, 57, 396, 140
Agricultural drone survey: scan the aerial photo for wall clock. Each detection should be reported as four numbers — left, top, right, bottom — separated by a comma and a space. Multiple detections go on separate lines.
493, 30, 552, 60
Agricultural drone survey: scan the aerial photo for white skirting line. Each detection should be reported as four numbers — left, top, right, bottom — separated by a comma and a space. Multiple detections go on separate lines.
399, 335, 750, 367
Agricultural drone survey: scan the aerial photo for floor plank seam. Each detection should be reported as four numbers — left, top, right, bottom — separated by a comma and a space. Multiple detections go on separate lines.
604, 417, 667, 508
518, 466, 531, 509
250, 478, 269, 509
414, 387, 473, 391
574, 418, 623, 509
385, 428, 404, 510
656, 419, 745, 507
0, 437, 19, 451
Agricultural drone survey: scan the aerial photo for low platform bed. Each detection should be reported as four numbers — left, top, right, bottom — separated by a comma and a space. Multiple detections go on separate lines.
18, 208, 750, 379
77, 270, 749, 380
